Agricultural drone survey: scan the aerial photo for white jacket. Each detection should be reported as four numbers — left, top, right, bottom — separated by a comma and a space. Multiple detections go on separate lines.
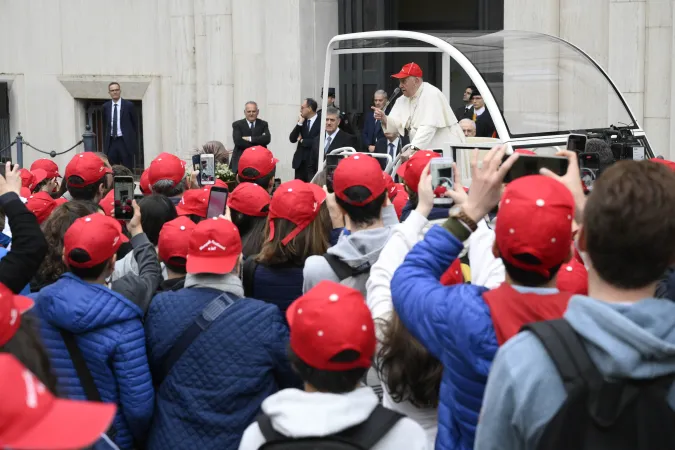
238, 387, 429, 450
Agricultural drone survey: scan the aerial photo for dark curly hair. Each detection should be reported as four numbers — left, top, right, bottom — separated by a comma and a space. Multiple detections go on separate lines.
376, 312, 442, 408
31, 201, 100, 292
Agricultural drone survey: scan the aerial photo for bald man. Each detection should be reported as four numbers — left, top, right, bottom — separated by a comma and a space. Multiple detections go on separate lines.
459, 119, 477, 138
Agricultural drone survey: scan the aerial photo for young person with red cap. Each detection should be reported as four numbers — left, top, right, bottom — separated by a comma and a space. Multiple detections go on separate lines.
390, 146, 577, 450
29, 168, 58, 194
30, 158, 61, 179
147, 152, 188, 204
237, 145, 278, 193
145, 216, 299, 450
175, 187, 210, 222
25, 191, 58, 224
238, 280, 428, 450
0, 354, 118, 450
155, 216, 196, 292
476, 158, 675, 450
64, 152, 113, 203
303, 154, 399, 295
228, 182, 270, 257
397, 150, 448, 222
35, 212, 155, 450
244, 179, 329, 315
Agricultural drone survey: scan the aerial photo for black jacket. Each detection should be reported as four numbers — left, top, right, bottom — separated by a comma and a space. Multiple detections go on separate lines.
474, 109, 496, 138
374, 136, 410, 170
455, 104, 473, 120
231, 119, 271, 173
289, 115, 321, 169
0, 192, 47, 294
102, 99, 138, 155
309, 129, 358, 179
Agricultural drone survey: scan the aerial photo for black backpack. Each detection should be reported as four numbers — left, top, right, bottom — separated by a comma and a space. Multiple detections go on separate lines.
256, 404, 403, 449
523, 319, 675, 450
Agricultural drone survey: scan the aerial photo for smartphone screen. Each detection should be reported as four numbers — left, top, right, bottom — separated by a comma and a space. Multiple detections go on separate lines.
325, 154, 347, 194
430, 158, 454, 205
207, 187, 229, 219
114, 176, 135, 220
567, 134, 587, 153
200, 154, 215, 186
503, 154, 569, 183
578, 152, 600, 171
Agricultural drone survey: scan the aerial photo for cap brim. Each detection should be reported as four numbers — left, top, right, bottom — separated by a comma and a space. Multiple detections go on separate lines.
14, 295, 34, 314
7, 399, 116, 450
186, 254, 238, 275
308, 184, 327, 204
396, 164, 407, 180
391, 72, 409, 79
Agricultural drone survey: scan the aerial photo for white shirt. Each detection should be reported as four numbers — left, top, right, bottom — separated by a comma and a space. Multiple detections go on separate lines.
474, 106, 486, 117
247, 120, 256, 130
111, 99, 123, 137
386, 136, 400, 157
324, 128, 339, 152
303, 114, 317, 132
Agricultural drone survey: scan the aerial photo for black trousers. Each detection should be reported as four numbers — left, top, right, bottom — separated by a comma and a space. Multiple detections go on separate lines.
107, 137, 134, 170
294, 161, 310, 182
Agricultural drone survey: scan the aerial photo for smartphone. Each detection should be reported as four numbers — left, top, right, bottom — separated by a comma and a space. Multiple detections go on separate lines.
325, 154, 348, 193
200, 154, 215, 186
503, 154, 569, 183
206, 186, 229, 219
567, 134, 587, 153
578, 152, 600, 171
113, 176, 135, 221
430, 158, 455, 205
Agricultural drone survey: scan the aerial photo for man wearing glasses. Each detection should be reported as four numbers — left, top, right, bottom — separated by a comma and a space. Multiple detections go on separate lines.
103, 82, 139, 171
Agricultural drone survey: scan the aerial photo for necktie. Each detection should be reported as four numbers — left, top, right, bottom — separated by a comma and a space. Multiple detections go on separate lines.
112, 104, 118, 137
324, 136, 332, 153
250, 122, 254, 131
388, 143, 395, 159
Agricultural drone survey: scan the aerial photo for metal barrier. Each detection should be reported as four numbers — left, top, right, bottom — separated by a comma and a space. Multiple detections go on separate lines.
0, 125, 97, 167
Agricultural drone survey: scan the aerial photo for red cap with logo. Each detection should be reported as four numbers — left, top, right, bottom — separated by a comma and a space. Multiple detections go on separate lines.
238, 146, 278, 180
287, 281, 376, 371
186, 217, 242, 274
29, 169, 49, 191
333, 154, 387, 206
396, 150, 441, 193
0, 354, 116, 450
139, 169, 151, 195
0, 283, 34, 348
650, 158, 675, 172
148, 153, 186, 187
176, 188, 209, 218
391, 62, 423, 79
98, 190, 115, 217
65, 153, 112, 188
18, 170, 34, 190
25, 192, 57, 224
158, 216, 197, 266
63, 214, 129, 268
228, 182, 270, 217
496, 175, 574, 278
556, 257, 588, 295
269, 180, 326, 246
30, 159, 61, 179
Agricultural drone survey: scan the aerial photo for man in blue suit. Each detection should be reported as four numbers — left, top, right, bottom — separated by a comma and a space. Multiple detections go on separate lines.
361, 90, 388, 152
103, 82, 139, 171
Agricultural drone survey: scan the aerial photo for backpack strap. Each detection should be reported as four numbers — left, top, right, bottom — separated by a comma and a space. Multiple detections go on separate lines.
521, 319, 604, 393
256, 413, 287, 443
243, 257, 258, 297
155, 293, 236, 387
338, 404, 404, 449
59, 329, 117, 441
323, 254, 356, 281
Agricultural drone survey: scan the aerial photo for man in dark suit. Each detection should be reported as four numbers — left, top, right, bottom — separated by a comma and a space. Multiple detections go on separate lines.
362, 90, 388, 152
374, 131, 410, 170
470, 90, 496, 138
102, 82, 138, 170
289, 98, 320, 181
309, 106, 358, 180
454, 85, 476, 121
230, 101, 271, 173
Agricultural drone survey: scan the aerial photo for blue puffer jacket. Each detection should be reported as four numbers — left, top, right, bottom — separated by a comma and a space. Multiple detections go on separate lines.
35, 273, 155, 450
250, 263, 304, 316
391, 225, 496, 450
145, 287, 300, 450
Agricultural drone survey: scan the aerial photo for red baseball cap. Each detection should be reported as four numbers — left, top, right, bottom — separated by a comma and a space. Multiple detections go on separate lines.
396, 150, 441, 193
238, 146, 278, 180
26, 192, 57, 224
650, 158, 675, 172
186, 217, 242, 274
227, 182, 270, 217
148, 152, 186, 187
440, 258, 464, 286
29, 169, 49, 191
30, 159, 61, 179
18, 169, 34, 190
65, 153, 112, 188
496, 175, 574, 277
54, 197, 68, 207
0, 354, 116, 450
158, 216, 197, 265
515, 149, 537, 155
139, 169, 151, 195
63, 214, 129, 268
392, 189, 409, 219
391, 62, 423, 79
0, 283, 34, 347
99, 189, 115, 216
383, 173, 397, 200
333, 154, 387, 206
215, 178, 228, 188
269, 180, 326, 246
556, 257, 588, 295
19, 188, 30, 199
287, 281, 376, 371
176, 188, 209, 218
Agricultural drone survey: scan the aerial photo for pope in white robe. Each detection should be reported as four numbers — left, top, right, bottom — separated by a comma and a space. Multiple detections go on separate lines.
373, 62, 466, 151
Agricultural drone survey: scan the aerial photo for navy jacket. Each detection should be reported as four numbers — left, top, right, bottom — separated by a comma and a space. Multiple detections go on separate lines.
36, 273, 154, 450
102, 98, 138, 155
361, 110, 385, 149
249, 263, 304, 317
145, 287, 299, 450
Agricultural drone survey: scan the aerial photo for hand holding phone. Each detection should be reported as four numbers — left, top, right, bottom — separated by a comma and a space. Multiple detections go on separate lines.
430, 158, 455, 205
325, 154, 347, 194
199, 154, 216, 186
113, 176, 135, 221
502, 154, 569, 183
207, 186, 229, 219
567, 134, 587, 153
